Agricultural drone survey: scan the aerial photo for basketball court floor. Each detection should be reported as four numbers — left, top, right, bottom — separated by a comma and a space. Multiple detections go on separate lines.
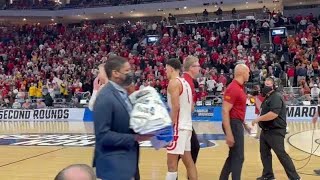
0, 120, 319, 180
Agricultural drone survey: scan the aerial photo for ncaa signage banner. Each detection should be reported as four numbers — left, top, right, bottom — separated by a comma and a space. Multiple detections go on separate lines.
0, 108, 85, 121
245, 106, 318, 121
192, 106, 222, 121
285, 106, 317, 120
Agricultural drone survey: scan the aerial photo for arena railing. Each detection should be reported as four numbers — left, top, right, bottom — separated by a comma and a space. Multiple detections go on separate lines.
4, 91, 92, 109
282, 87, 317, 106
175, 12, 269, 24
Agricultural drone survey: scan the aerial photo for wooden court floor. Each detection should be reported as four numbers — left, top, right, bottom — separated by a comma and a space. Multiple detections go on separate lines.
0, 121, 319, 180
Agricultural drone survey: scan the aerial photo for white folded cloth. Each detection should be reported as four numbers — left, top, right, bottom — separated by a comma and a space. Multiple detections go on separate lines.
129, 87, 173, 149
129, 86, 172, 134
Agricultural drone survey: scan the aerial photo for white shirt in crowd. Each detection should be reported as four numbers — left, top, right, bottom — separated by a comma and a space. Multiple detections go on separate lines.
194, 33, 202, 40
230, 23, 235, 30
237, 44, 244, 52
197, 77, 207, 86
300, 19, 307, 25
262, 22, 270, 28
301, 37, 307, 45
270, 18, 275, 28
206, 79, 217, 91
251, 36, 259, 48
244, 27, 250, 35
216, 82, 224, 92
311, 86, 320, 98
152, 23, 157, 30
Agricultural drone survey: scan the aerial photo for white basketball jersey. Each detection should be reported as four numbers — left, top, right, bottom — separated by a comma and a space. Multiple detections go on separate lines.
167, 77, 193, 131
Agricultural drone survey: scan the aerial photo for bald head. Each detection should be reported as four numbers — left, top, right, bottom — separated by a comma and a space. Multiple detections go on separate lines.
234, 63, 250, 84
54, 164, 96, 180
234, 64, 249, 76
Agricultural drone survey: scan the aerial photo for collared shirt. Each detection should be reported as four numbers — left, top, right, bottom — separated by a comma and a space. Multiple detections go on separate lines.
259, 91, 286, 130
109, 81, 133, 113
223, 80, 247, 121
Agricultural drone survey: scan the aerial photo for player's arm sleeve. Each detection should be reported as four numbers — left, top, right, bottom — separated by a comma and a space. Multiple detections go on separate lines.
93, 93, 136, 149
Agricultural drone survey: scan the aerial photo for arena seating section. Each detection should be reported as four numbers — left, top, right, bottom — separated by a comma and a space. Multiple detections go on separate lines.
0, 8, 319, 108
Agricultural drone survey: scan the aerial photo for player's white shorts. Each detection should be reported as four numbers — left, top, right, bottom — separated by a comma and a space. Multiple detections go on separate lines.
167, 129, 192, 155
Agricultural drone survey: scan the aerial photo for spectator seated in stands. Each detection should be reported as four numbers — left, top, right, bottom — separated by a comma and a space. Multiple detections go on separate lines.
42, 88, 54, 107
22, 99, 32, 109
28, 83, 37, 99
12, 99, 21, 109
36, 99, 46, 109
310, 84, 320, 103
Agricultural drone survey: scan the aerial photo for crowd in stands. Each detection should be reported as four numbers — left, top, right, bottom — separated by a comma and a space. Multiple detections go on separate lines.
1, 9, 320, 108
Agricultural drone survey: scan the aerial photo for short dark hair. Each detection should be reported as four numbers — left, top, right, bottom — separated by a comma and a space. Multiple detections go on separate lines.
54, 164, 96, 180
166, 58, 181, 71
104, 56, 128, 78
265, 77, 275, 85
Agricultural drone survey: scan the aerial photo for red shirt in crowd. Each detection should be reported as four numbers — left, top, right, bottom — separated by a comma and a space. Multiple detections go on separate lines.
273, 35, 282, 45
223, 80, 247, 122
287, 67, 295, 77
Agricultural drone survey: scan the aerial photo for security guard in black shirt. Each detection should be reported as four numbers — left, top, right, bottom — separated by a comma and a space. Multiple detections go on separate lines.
252, 77, 300, 180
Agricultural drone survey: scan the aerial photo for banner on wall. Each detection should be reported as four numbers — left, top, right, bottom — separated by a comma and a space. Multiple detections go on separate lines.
192, 106, 222, 121
245, 106, 318, 121
0, 108, 85, 121
83, 105, 319, 122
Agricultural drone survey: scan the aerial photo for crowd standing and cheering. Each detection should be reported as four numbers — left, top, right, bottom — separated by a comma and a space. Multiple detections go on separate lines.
1, 11, 320, 108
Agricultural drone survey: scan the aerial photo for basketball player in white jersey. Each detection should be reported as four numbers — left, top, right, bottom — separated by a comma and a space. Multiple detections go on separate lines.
165, 58, 198, 180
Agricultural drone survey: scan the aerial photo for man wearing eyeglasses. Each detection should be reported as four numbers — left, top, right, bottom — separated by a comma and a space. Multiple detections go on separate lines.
175, 56, 201, 180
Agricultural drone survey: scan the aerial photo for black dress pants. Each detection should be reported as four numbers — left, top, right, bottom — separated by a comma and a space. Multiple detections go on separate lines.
259, 129, 300, 180
219, 119, 244, 180
135, 145, 140, 180
190, 127, 200, 163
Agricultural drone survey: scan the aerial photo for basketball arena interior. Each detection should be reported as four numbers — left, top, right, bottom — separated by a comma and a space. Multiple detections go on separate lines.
0, 0, 320, 179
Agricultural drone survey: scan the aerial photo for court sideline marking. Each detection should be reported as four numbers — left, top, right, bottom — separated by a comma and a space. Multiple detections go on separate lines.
0, 147, 66, 168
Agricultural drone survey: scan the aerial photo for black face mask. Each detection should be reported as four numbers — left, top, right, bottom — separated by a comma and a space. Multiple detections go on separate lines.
261, 86, 273, 97
120, 72, 134, 87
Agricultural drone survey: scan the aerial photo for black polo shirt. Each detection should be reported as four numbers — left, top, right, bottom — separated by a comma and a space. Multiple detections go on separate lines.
259, 91, 287, 130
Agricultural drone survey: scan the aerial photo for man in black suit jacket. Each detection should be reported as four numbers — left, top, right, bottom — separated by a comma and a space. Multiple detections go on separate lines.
93, 56, 151, 180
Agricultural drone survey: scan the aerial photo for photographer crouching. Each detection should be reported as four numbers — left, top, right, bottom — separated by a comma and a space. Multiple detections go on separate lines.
252, 77, 300, 180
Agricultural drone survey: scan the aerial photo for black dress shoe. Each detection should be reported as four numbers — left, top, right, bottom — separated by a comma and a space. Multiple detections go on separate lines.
256, 177, 276, 180
315, 169, 320, 175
